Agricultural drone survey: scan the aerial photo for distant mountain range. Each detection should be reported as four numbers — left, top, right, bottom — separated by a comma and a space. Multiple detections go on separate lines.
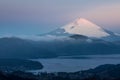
0, 18, 120, 58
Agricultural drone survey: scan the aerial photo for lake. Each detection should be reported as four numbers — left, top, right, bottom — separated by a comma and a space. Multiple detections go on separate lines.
30, 54, 120, 73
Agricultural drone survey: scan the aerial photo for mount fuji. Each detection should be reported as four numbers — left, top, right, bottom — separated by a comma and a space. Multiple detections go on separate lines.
42, 18, 120, 41
0, 18, 120, 58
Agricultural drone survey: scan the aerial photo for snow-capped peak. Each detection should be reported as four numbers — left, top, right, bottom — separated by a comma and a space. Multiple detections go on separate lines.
61, 18, 110, 38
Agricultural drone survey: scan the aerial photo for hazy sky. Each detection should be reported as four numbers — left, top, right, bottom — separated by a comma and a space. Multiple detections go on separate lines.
0, 0, 120, 36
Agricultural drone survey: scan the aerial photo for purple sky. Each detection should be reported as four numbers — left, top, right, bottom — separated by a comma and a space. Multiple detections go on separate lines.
0, 0, 120, 36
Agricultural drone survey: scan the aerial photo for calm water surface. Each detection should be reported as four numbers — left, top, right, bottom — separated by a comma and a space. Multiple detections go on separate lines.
30, 54, 120, 73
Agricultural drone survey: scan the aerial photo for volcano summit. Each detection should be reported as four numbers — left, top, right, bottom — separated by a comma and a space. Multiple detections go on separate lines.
43, 18, 120, 41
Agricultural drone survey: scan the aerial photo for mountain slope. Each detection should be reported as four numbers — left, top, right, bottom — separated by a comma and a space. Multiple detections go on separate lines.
45, 18, 109, 37
43, 18, 120, 41
0, 37, 57, 58
0, 18, 120, 58
0, 36, 120, 58
62, 18, 110, 38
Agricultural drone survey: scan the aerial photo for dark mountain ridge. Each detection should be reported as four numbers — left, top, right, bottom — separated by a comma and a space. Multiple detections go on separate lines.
0, 37, 120, 58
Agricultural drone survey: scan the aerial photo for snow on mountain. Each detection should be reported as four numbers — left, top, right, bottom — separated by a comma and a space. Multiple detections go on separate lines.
61, 18, 110, 38
40, 18, 120, 41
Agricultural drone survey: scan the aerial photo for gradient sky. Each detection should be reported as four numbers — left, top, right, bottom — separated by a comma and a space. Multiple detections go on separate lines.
0, 0, 120, 36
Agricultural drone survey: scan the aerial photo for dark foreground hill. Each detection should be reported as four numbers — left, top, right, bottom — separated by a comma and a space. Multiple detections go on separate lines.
0, 59, 43, 72
0, 64, 120, 80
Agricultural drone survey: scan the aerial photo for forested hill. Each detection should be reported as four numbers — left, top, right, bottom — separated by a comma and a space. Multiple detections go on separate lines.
0, 64, 120, 80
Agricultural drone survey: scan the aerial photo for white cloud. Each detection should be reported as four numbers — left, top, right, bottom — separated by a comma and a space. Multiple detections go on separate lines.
0, 35, 71, 41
